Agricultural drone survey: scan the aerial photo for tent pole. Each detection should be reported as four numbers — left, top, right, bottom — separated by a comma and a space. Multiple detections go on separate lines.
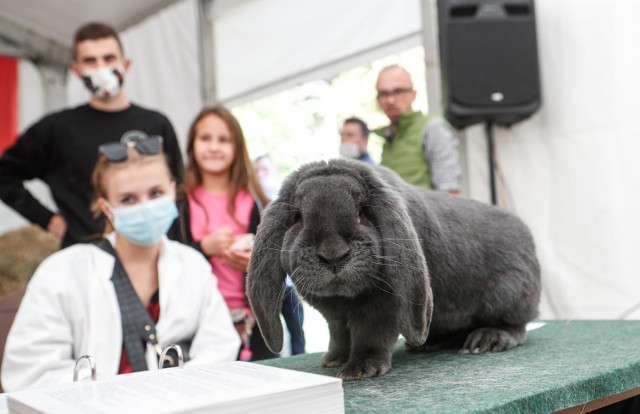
485, 121, 498, 206
420, 0, 442, 117
197, 0, 217, 105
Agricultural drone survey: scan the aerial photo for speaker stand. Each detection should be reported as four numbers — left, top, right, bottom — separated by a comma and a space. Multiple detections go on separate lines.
485, 121, 498, 206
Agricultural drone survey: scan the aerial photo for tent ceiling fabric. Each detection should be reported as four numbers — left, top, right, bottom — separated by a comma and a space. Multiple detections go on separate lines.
212, 0, 422, 106
1, 0, 424, 105
0, 0, 182, 69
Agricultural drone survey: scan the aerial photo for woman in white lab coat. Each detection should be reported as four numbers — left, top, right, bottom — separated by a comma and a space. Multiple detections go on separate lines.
1, 137, 240, 391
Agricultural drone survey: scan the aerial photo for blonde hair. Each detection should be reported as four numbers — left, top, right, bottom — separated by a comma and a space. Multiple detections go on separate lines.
185, 105, 268, 228
91, 145, 171, 233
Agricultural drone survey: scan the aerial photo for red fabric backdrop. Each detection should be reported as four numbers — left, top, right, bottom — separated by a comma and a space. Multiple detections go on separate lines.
0, 57, 19, 155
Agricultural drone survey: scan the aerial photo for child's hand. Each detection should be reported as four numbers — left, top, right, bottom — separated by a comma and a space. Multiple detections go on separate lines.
223, 246, 252, 272
200, 227, 233, 256
229, 233, 254, 252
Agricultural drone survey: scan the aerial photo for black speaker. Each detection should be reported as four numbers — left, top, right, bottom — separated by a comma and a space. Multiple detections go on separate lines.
438, 0, 541, 128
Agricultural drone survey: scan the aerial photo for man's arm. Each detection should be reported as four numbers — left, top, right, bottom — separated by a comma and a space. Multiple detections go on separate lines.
0, 122, 57, 229
423, 118, 461, 193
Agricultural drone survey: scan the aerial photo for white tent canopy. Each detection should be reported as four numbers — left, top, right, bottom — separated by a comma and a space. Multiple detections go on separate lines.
1, 0, 431, 107
1, 0, 640, 322
3, 0, 437, 139
0, 0, 183, 71
212, 0, 424, 106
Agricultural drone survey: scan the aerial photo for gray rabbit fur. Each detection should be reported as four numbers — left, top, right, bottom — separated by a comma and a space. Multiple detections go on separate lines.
247, 159, 541, 380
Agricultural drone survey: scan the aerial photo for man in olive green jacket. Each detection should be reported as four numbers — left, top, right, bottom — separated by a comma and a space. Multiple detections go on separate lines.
374, 65, 461, 194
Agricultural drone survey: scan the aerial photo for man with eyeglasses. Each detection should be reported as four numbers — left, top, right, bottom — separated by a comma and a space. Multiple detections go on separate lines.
373, 65, 460, 194
0, 22, 183, 248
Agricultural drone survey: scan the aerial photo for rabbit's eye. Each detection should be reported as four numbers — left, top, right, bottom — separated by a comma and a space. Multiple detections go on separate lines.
294, 210, 302, 223
358, 208, 365, 224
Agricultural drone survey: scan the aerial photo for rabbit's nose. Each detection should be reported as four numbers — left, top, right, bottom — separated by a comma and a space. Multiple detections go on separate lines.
317, 240, 350, 265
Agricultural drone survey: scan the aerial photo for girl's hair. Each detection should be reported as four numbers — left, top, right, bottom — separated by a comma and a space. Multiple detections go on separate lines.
91, 145, 171, 233
185, 105, 269, 227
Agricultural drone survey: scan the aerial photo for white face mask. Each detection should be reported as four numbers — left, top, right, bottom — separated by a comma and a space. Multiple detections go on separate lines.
339, 142, 362, 159
81, 67, 125, 100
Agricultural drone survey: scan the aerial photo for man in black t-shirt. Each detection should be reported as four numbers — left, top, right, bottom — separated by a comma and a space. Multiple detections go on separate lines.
0, 22, 184, 247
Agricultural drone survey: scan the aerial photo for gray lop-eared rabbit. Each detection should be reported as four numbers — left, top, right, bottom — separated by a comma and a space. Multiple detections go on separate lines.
247, 159, 541, 380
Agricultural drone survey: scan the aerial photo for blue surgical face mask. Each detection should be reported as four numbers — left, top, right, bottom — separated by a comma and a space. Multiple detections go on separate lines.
106, 196, 178, 246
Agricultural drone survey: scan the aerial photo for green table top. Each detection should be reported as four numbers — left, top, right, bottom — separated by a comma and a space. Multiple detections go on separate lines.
260, 320, 640, 413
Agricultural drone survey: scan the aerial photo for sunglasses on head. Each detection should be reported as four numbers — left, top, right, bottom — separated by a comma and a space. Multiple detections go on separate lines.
98, 136, 163, 162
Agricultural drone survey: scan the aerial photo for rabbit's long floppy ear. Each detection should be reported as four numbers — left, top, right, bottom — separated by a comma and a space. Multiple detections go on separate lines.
361, 168, 431, 346
246, 195, 293, 353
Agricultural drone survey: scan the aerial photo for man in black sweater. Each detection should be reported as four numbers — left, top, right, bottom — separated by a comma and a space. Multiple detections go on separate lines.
0, 22, 183, 247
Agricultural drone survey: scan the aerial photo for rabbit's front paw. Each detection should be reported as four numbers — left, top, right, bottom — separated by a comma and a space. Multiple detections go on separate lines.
321, 350, 349, 368
338, 356, 391, 381
460, 326, 526, 354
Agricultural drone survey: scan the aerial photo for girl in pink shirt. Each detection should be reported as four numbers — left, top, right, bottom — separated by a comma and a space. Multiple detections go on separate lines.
177, 106, 275, 361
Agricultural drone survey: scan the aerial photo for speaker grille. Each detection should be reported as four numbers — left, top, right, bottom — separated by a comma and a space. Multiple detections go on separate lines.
449, 20, 539, 107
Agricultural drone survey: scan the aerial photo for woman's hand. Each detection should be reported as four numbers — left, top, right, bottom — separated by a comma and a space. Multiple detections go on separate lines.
200, 227, 233, 256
